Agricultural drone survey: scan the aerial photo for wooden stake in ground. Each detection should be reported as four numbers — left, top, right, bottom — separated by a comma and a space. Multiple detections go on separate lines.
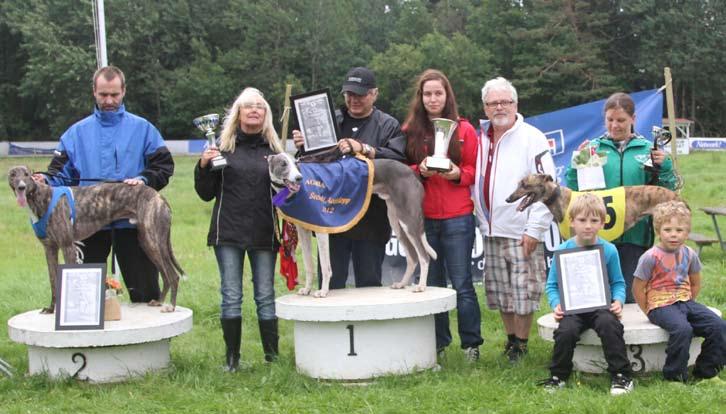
279, 84, 293, 151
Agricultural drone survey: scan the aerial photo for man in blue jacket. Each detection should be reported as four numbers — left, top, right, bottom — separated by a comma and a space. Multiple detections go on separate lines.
34, 66, 174, 303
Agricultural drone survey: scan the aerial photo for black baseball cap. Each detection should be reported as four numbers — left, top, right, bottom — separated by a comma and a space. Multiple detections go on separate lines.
341, 67, 376, 95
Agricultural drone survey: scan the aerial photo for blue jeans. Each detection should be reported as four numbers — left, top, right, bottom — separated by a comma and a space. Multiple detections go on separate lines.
425, 214, 483, 349
214, 245, 277, 320
324, 234, 386, 289
648, 300, 726, 381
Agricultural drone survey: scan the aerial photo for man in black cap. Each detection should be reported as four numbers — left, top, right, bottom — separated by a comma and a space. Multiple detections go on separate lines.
293, 66, 406, 288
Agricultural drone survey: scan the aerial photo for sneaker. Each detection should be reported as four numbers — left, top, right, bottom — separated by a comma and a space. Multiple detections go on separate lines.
610, 373, 634, 396
507, 342, 528, 363
502, 340, 514, 356
538, 376, 566, 392
464, 347, 480, 363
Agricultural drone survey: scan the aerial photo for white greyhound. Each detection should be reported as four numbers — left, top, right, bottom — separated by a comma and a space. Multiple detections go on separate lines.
267, 152, 436, 297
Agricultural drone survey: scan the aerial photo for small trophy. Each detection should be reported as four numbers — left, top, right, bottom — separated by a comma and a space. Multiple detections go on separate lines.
426, 118, 458, 172
193, 114, 227, 171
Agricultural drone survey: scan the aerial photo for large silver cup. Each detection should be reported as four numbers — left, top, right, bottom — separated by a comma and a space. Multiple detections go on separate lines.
426, 118, 457, 172
193, 114, 227, 171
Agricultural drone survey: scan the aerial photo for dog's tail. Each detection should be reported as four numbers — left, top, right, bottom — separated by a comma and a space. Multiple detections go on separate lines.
168, 237, 186, 279
420, 234, 437, 261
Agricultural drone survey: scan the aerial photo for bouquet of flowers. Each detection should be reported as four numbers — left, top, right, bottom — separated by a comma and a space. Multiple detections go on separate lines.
572, 146, 608, 190
105, 278, 123, 321
105, 278, 123, 298
571, 146, 608, 169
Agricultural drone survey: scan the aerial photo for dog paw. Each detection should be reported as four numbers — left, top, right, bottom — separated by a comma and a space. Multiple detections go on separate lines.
412, 285, 427, 293
160, 304, 175, 313
147, 299, 162, 307
297, 288, 311, 296
313, 289, 328, 298
390, 282, 406, 289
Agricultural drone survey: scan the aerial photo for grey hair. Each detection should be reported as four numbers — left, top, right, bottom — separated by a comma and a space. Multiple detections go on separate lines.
481, 77, 518, 104
218, 87, 283, 153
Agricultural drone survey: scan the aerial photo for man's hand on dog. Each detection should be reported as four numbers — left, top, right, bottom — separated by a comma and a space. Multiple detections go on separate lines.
123, 178, 145, 186
338, 138, 362, 155
31, 173, 46, 184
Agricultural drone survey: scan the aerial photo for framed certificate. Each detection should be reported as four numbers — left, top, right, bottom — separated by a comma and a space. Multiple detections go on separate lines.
54, 264, 106, 330
291, 88, 341, 152
554, 245, 610, 315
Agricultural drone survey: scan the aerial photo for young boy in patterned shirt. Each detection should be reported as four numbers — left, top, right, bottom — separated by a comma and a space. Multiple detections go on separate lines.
633, 201, 726, 382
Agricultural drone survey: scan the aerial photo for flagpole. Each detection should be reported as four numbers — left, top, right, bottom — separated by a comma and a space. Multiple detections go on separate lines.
664, 67, 678, 170
93, 0, 108, 68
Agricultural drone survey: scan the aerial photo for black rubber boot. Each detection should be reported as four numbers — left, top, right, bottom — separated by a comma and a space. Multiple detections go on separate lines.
221, 317, 242, 372
258, 318, 279, 362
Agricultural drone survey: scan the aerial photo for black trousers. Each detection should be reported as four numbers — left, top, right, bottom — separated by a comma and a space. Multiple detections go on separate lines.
81, 228, 161, 303
550, 309, 631, 380
616, 243, 648, 304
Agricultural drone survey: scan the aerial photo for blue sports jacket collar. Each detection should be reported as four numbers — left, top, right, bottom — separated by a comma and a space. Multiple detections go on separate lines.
94, 103, 126, 126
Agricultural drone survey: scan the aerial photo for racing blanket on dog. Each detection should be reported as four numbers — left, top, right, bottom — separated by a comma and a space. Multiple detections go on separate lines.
276, 156, 374, 233
558, 187, 626, 241
32, 186, 75, 239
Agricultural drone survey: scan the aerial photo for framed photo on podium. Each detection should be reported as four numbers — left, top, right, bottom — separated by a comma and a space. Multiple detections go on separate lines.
291, 88, 340, 152
55, 264, 106, 331
554, 245, 610, 315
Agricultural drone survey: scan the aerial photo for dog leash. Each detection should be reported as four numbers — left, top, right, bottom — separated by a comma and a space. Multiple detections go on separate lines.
38, 171, 124, 183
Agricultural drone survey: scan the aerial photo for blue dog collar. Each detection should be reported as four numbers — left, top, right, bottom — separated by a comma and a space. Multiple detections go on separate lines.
32, 187, 75, 239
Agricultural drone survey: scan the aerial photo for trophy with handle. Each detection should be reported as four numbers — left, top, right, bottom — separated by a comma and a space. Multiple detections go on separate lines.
426, 118, 458, 172
193, 113, 227, 171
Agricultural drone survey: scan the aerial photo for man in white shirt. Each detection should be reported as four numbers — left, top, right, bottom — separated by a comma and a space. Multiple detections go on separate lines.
472, 77, 556, 362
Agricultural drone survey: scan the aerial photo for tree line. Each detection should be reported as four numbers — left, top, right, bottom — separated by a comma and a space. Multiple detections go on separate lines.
1, 0, 724, 141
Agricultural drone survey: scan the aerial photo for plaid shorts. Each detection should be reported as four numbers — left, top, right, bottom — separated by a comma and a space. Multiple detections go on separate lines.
484, 236, 547, 315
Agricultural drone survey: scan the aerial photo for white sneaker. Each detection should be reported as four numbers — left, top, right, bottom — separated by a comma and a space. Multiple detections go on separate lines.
610, 373, 634, 395
538, 376, 566, 392
464, 347, 480, 363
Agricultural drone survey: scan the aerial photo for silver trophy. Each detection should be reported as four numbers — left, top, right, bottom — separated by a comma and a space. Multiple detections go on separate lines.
426, 118, 458, 172
193, 113, 227, 171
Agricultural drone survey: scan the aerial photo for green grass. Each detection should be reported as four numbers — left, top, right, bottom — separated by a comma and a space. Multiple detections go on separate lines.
1, 154, 724, 413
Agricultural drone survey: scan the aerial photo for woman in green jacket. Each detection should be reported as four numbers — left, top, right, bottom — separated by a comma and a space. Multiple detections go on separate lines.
565, 92, 676, 303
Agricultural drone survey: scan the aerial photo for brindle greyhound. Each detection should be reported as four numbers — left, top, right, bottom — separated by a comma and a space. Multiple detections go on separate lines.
267, 152, 436, 297
506, 174, 679, 230
8, 165, 183, 313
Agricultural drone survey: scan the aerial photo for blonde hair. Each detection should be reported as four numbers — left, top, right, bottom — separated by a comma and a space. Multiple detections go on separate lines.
568, 193, 606, 222
653, 201, 691, 231
218, 87, 283, 153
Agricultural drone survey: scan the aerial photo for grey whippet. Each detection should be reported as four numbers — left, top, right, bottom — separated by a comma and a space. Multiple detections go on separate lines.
8, 165, 183, 313
267, 152, 436, 297
506, 173, 679, 230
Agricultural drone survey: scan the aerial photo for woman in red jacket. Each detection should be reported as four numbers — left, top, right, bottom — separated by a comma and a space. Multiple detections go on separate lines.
404, 69, 483, 361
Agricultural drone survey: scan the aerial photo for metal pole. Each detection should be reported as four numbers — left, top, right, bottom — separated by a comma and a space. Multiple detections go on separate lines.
94, 0, 108, 68
664, 67, 678, 169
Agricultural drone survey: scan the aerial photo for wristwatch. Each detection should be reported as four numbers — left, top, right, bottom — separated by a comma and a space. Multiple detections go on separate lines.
362, 143, 372, 157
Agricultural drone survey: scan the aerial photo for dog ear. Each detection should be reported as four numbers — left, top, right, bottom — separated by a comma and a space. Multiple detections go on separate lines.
544, 174, 553, 182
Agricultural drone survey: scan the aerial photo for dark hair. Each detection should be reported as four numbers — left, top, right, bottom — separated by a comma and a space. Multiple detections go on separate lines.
403, 69, 461, 165
93, 66, 125, 90
603, 92, 635, 117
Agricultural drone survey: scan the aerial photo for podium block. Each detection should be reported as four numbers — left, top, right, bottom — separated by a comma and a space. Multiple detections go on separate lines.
8, 304, 192, 383
276, 286, 456, 380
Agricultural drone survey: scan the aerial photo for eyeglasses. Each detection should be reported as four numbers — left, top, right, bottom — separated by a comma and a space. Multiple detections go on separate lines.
242, 102, 266, 110
484, 100, 515, 109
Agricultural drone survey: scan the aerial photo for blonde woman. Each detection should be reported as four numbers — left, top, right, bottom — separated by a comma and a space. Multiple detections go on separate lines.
194, 87, 284, 371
